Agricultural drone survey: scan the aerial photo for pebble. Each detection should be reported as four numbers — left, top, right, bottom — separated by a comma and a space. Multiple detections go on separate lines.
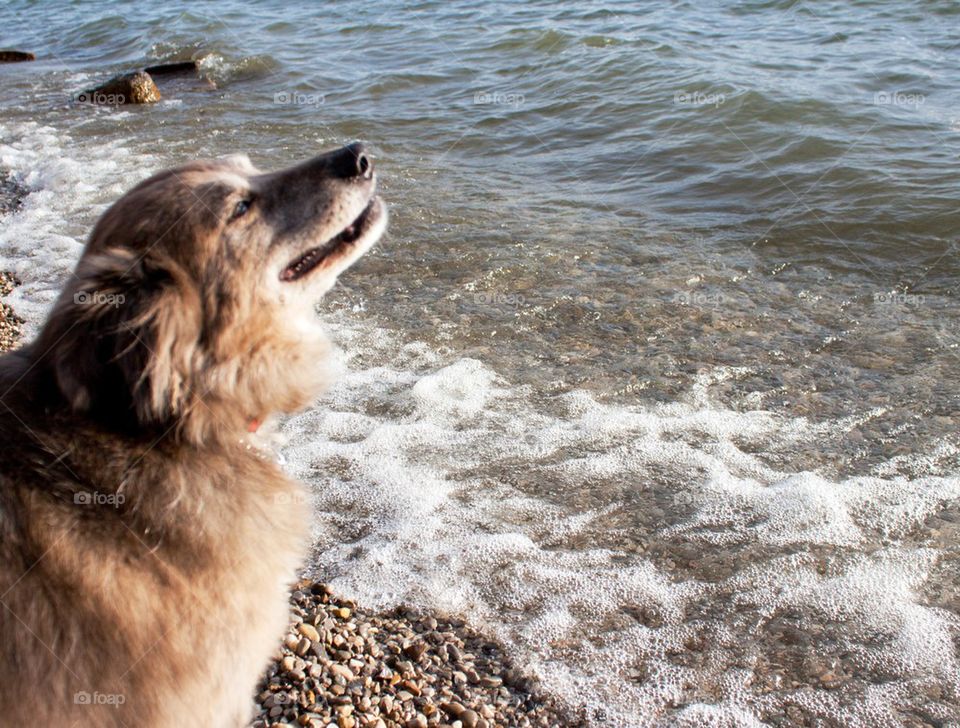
403, 641, 428, 662
442, 702, 465, 718
299, 623, 321, 643
329, 664, 356, 682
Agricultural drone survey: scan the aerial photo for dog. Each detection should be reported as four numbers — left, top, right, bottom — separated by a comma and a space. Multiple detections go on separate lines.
0, 143, 386, 726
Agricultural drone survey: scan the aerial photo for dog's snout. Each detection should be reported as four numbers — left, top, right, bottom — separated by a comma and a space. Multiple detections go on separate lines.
333, 142, 373, 180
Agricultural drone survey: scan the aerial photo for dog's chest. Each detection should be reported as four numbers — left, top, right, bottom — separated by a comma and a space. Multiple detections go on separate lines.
152, 464, 310, 726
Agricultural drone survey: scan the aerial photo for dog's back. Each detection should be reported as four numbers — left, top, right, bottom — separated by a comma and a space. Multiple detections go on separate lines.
0, 346, 308, 727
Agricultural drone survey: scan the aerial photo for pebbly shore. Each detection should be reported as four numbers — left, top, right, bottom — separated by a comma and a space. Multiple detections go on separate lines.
251, 581, 582, 728
0, 271, 22, 351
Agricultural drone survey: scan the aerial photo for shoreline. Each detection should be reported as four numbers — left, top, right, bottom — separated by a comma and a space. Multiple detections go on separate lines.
0, 280, 579, 728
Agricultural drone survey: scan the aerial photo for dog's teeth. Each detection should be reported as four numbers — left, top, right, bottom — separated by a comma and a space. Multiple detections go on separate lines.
281, 201, 374, 282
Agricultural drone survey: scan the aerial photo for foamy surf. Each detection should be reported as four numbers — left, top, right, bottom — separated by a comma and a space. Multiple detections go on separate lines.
282, 330, 960, 725
0, 122, 160, 333
1, 122, 958, 727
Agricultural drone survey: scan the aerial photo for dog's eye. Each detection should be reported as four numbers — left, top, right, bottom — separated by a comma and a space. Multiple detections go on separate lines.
230, 199, 253, 221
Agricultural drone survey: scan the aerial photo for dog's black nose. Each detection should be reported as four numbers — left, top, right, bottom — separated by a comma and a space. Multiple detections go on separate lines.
333, 142, 373, 180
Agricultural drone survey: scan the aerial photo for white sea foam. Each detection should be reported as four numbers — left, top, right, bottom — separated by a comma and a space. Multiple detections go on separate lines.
0, 121, 160, 334
1, 122, 957, 727
281, 341, 959, 725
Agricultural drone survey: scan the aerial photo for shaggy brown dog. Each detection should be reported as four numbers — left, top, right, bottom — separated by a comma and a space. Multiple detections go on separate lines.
0, 144, 386, 727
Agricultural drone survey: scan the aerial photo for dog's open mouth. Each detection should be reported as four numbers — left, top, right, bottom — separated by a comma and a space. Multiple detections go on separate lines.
279, 197, 381, 282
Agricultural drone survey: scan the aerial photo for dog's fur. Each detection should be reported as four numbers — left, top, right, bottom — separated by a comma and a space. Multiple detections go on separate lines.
0, 145, 386, 726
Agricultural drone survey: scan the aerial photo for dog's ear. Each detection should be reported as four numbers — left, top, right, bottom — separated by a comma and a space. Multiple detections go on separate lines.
39, 248, 201, 431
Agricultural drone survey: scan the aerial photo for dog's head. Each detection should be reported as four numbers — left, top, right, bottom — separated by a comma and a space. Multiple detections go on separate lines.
36, 144, 387, 442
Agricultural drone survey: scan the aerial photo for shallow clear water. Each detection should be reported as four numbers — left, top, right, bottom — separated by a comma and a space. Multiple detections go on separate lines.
0, 1, 958, 725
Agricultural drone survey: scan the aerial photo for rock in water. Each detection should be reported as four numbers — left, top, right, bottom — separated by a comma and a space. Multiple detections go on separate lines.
143, 60, 198, 76
0, 50, 34, 63
143, 59, 217, 92
79, 71, 161, 105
